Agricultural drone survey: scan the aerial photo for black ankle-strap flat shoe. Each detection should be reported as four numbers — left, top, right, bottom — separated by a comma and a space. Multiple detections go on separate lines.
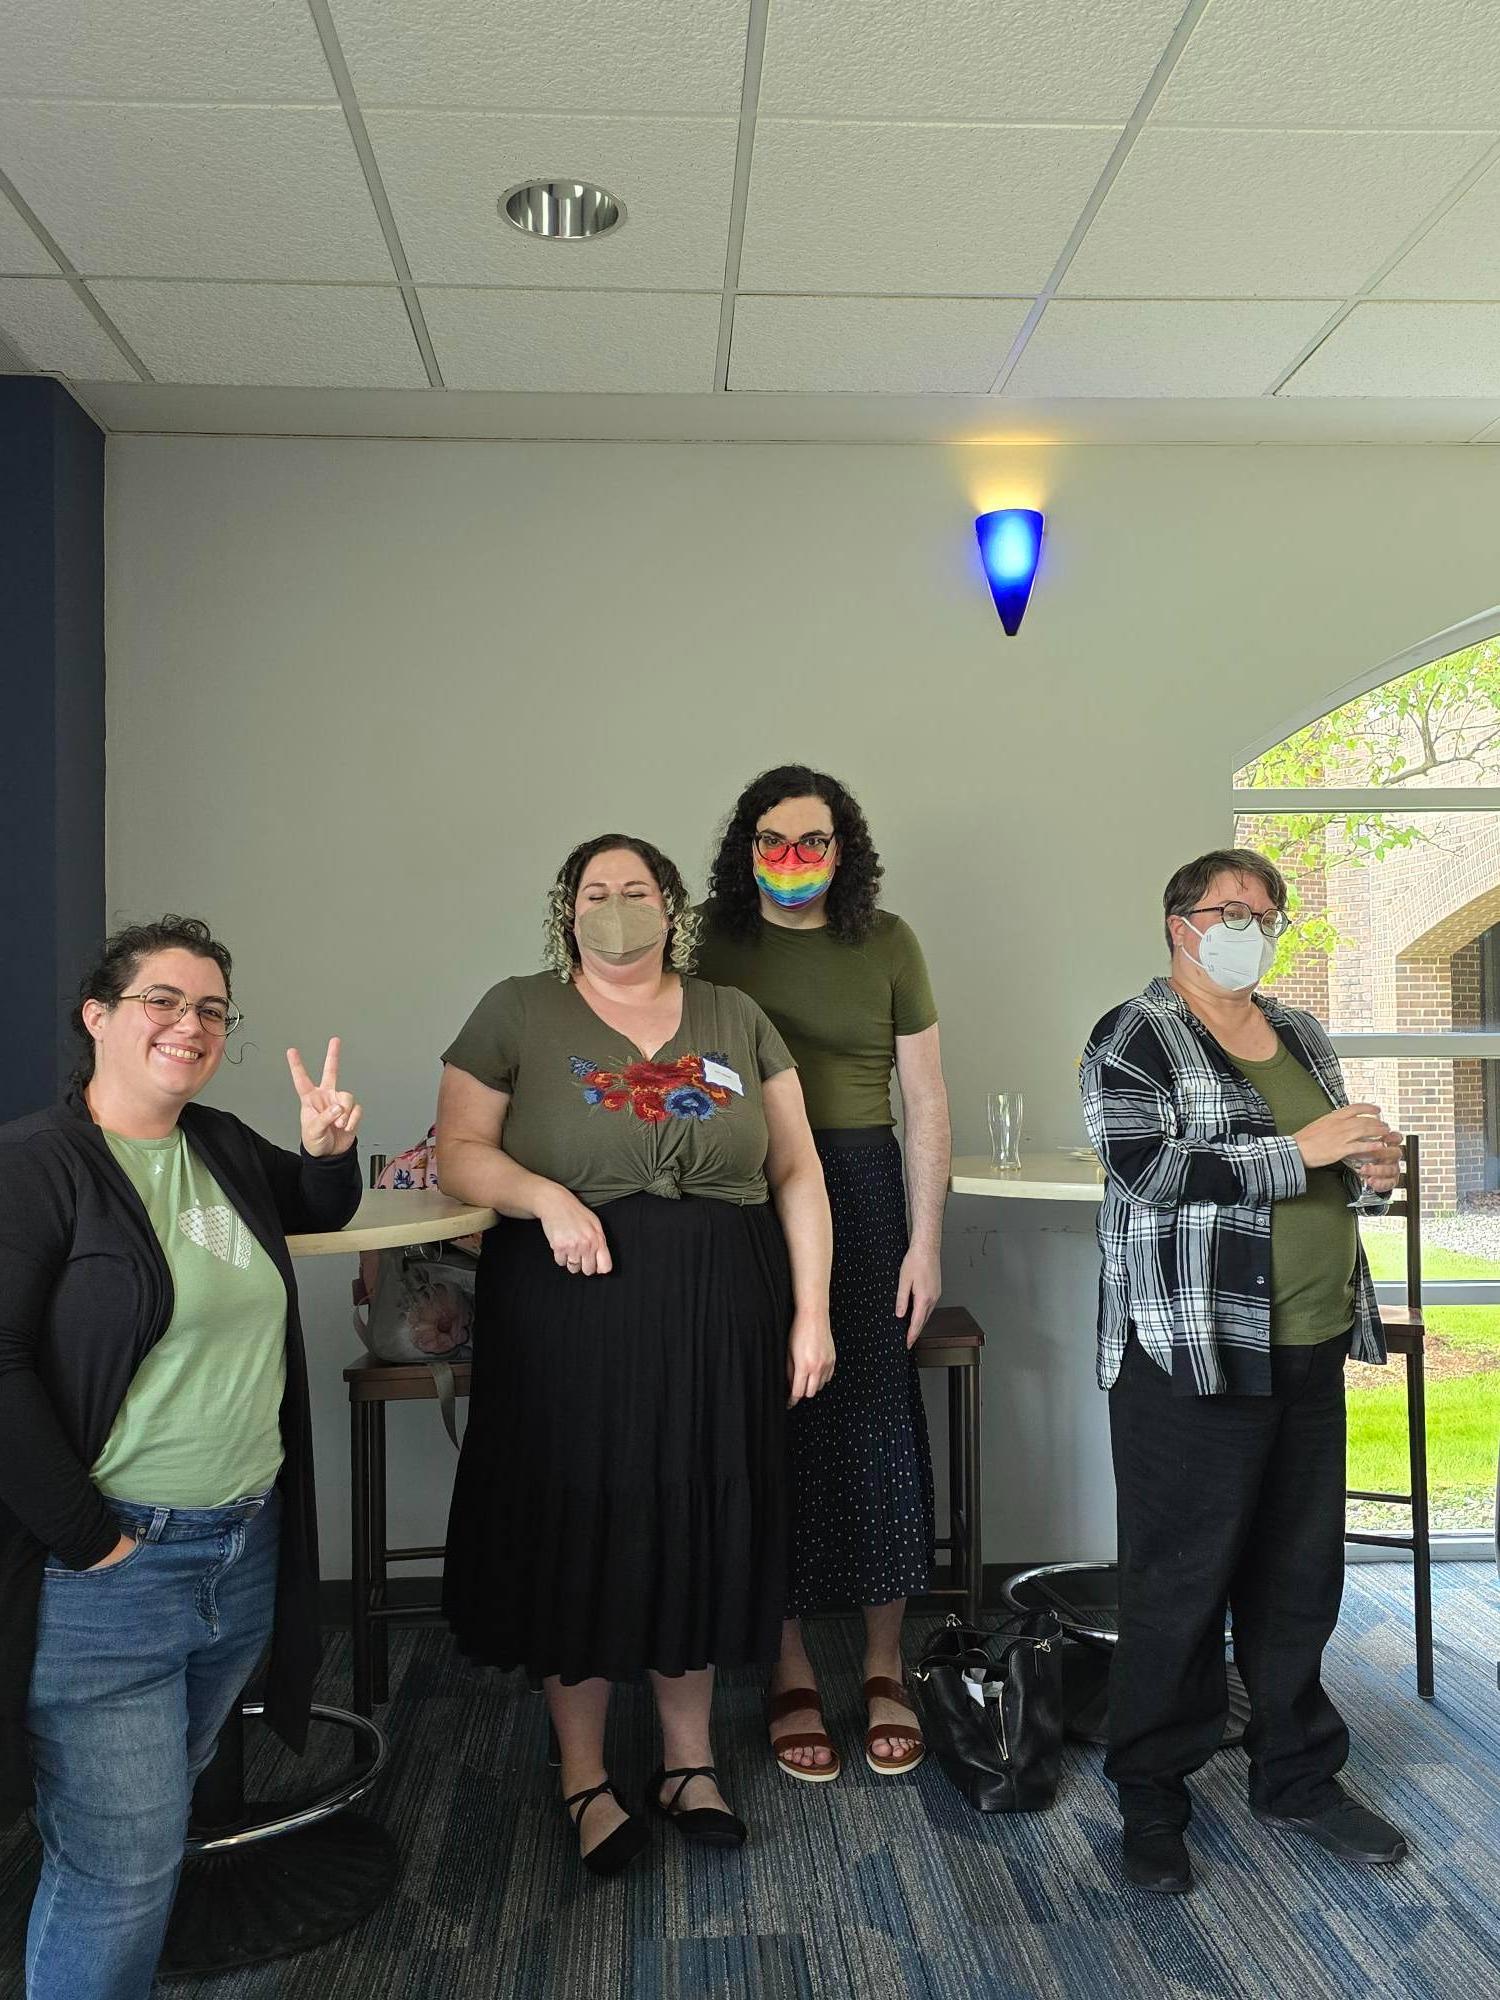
649, 1765, 748, 1849
564, 1777, 651, 1877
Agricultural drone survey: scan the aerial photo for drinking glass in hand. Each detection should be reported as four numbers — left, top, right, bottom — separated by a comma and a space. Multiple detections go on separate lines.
1348, 1135, 1401, 1213
1347, 1174, 1389, 1215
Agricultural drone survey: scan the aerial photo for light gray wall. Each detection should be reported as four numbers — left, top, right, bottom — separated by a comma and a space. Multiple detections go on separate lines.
104, 435, 1500, 1576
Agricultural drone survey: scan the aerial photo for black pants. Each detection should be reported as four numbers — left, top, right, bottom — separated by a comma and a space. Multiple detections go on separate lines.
1105, 1331, 1352, 1831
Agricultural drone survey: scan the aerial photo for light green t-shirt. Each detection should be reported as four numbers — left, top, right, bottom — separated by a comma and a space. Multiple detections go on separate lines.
1230, 1043, 1357, 1348
93, 1130, 288, 1507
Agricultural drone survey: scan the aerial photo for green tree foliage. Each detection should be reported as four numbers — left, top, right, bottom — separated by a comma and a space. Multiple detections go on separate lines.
1235, 641, 1500, 974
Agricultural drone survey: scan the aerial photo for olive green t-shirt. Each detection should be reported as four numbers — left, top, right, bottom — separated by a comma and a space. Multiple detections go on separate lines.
1230, 1043, 1357, 1347
442, 972, 795, 1207
93, 1130, 288, 1506
692, 909, 938, 1130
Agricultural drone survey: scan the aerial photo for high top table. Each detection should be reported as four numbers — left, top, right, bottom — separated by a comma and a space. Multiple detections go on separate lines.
287, 1187, 496, 1258
950, 1150, 1106, 1203
160, 1191, 495, 1976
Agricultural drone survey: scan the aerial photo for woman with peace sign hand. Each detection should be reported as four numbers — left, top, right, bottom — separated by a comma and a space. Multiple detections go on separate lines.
0, 917, 362, 2000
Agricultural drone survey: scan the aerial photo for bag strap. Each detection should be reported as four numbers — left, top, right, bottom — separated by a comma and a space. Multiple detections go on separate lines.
428, 1357, 463, 1449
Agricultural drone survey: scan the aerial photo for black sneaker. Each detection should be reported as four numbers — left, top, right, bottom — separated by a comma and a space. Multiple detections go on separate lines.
1121, 1823, 1193, 1894
1251, 1796, 1407, 1864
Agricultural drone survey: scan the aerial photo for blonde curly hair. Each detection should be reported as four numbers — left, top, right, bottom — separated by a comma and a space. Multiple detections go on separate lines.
543, 834, 702, 982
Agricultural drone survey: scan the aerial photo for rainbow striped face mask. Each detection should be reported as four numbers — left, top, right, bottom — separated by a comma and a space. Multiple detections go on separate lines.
754, 852, 836, 909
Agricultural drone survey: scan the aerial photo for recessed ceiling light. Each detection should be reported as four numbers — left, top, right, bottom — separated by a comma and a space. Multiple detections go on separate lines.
500, 180, 625, 241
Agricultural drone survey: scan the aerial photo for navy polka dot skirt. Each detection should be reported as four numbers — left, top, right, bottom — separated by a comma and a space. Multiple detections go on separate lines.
787, 1130, 935, 1616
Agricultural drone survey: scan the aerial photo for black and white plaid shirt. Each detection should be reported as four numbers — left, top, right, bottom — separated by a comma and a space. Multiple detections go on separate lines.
1080, 976, 1386, 1396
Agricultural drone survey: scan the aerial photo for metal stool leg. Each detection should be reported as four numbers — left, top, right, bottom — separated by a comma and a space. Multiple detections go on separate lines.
946, 1366, 965, 1601
162, 1700, 396, 1976
963, 1362, 983, 1624
1407, 1344, 1434, 1700
350, 1400, 373, 1717
371, 1401, 390, 1706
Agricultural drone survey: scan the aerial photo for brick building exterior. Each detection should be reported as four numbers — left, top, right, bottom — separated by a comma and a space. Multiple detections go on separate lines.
1237, 809, 1498, 1211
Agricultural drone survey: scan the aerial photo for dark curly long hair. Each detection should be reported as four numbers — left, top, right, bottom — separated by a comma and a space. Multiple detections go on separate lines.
543, 833, 701, 981
705, 765, 883, 943
71, 915, 235, 1084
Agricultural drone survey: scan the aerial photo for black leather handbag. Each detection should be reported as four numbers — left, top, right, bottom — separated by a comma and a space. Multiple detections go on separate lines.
912, 1611, 1064, 1812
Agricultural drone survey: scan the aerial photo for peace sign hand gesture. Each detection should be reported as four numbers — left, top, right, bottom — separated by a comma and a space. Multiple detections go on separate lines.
286, 1037, 362, 1157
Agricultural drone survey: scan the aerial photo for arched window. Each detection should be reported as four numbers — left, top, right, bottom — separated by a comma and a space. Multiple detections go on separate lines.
1233, 611, 1500, 1544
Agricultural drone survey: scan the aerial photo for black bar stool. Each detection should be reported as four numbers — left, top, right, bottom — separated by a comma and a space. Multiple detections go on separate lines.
346, 1355, 472, 1715
1345, 1134, 1434, 1699
912, 1306, 986, 1624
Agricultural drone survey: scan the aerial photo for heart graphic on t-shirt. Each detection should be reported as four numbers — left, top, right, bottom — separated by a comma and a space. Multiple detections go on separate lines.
178, 1204, 254, 1269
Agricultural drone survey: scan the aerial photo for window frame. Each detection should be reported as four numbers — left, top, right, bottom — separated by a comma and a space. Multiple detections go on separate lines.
1233, 612, 1500, 1554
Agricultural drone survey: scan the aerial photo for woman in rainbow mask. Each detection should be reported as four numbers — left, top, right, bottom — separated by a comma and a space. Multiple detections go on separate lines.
697, 767, 950, 1783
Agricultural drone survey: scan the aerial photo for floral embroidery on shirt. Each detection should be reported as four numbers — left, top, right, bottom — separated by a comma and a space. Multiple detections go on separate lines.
569, 1052, 733, 1122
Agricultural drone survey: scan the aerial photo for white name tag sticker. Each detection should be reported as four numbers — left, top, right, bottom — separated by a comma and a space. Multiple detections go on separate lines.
703, 1059, 744, 1095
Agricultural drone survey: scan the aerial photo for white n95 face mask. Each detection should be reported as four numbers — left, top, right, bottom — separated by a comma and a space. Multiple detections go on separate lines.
1184, 916, 1276, 992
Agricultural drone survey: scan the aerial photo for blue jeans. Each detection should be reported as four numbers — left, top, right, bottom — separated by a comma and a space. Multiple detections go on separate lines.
24, 1488, 280, 2000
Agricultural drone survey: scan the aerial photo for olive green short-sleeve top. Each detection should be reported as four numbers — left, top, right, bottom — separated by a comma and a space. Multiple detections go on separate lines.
692, 908, 937, 1131
442, 972, 795, 1208
1230, 1042, 1357, 1347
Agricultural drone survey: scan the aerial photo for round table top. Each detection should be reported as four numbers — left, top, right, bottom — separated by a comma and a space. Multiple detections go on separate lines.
286, 1189, 496, 1257
950, 1150, 1106, 1202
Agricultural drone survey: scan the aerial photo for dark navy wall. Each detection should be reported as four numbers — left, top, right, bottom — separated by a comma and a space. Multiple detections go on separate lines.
0, 378, 105, 1119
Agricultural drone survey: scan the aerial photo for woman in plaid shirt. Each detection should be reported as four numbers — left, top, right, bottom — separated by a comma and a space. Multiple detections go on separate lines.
1081, 848, 1407, 1895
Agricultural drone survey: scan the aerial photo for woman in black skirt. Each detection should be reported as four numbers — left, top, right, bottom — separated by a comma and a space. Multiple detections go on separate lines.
697, 767, 950, 1782
437, 835, 832, 1873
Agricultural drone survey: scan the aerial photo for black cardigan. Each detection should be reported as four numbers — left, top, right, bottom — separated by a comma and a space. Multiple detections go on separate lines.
0, 1091, 361, 1825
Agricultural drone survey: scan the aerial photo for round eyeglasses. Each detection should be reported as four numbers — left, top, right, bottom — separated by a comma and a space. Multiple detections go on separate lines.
119, 986, 242, 1036
1186, 902, 1290, 940
754, 831, 833, 865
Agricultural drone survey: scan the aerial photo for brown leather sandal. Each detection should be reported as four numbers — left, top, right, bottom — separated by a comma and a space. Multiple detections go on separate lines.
768, 1686, 842, 1784
864, 1676, 926, 1775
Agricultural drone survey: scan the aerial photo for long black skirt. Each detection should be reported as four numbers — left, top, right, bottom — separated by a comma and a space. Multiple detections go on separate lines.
786, 1130, 935, 1615
443, 1193, 791, 1683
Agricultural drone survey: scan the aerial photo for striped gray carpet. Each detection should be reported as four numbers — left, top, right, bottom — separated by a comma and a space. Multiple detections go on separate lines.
2, 1564, 1497, 1999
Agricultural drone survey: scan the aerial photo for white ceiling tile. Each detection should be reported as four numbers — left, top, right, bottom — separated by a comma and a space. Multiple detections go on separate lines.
1155, 0, 1500, 130
365, 111, 737, 287
761, 0, 1185, 122
420, 287, 719, 390
1279, 303, 1500, 397
1004, 299, 1341, 397
739, 121, 1120, 295
1375, 157, 1500, 298
90, 281, 427, 386
1060, 128, 1492, 297
0, 103, 393, 279
328, 0, 748, 114
728, 294, 1032, 392
0, 0, 335, 102
0, 276, 136, 378
0, 193, 54, 273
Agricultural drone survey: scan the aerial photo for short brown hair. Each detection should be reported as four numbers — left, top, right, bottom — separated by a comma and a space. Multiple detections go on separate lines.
1162, 848, 1287, 953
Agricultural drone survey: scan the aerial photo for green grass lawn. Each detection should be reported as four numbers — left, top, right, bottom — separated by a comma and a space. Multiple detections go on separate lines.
1359, 1230, 1500, 1284
1348, 1370, 1500, 1501
1350, 1227, 1499, 1526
